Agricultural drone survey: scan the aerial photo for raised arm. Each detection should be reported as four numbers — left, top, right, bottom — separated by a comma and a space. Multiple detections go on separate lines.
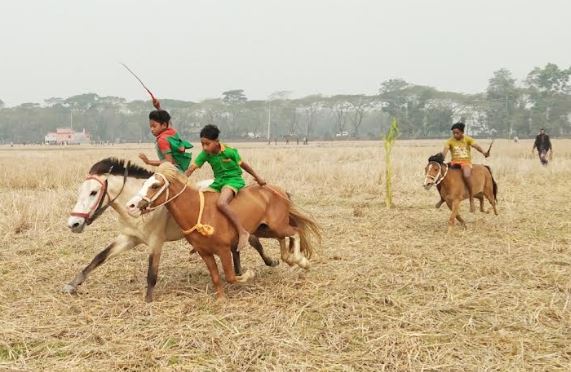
138, 152, 174, 167
471, 143, 490, 158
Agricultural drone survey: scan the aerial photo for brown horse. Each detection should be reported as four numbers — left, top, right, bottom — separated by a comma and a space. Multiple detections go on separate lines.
126, 162, 321, 300
423, 154, 498, 232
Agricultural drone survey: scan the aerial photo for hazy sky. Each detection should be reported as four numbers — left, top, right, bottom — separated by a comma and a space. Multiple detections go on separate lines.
1, 0, 569, 106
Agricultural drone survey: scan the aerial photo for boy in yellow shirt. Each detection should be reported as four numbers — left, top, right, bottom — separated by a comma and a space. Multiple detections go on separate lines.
441, 122, 490, 212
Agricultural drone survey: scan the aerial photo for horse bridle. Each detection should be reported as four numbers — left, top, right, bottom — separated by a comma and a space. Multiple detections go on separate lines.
70, 167, 129, 225
137, 172, 188, 212
425, 161, 448, 186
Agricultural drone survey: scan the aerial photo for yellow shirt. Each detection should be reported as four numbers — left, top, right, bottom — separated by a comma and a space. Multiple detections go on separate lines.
446, 135, 475, 162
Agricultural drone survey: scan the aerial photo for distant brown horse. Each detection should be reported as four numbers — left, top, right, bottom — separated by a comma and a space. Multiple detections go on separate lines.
126, 162, 321, 301
423, 154, 498, 232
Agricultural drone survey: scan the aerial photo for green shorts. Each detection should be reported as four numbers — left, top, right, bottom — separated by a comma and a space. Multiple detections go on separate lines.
207, 177, 246, 194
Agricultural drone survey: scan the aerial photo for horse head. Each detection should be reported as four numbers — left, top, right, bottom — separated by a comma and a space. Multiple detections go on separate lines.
423, 153, 446, 190
126, 162, 188, 217
68, 174, 110, 232
67, 158, 150, 232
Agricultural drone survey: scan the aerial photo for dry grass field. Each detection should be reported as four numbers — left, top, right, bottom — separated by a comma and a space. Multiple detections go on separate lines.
0, 139, 570, 370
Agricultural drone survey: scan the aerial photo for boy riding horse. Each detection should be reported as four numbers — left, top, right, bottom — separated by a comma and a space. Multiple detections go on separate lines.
185, 125, 266, 251
441, 122, 490, 213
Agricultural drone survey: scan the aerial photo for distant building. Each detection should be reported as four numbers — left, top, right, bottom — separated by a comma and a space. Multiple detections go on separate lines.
45, 128, 91, 145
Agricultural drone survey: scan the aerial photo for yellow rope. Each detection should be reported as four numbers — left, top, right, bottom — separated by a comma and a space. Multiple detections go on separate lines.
182, 191, 215, 236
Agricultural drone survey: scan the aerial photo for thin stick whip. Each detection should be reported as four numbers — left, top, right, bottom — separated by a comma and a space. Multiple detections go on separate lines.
120, 62, 160, 109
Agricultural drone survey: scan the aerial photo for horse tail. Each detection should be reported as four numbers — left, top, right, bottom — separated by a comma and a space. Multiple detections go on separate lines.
288, 204, 322, 259
484, 165, 498, 201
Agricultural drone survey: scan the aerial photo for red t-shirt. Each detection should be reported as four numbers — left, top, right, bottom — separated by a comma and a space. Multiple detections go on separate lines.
155, 128, 177, 157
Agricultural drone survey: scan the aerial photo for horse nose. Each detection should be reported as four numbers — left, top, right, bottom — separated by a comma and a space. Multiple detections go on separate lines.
67, 217, 85, 233
136, 200, 149, 210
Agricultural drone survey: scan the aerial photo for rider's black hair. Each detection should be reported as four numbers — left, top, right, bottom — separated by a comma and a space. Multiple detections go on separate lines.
451, 122, 465, 132
200, 124, 220, 140
149, 110, 171, 126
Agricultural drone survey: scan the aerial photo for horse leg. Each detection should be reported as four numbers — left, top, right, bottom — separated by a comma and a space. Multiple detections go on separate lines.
199, 252, 225, 300
231, 244, 243, 276
249, 235, 279, 267
478, 195, 488, 213
221, 248, 255, 284
448, 200, 461, 234
290, 233, 310, 270
279, 238, 295, 266
485, 189, 499, 216
145, 237, 166, 302
63, 234, 138, 294
456, 214, 467, 229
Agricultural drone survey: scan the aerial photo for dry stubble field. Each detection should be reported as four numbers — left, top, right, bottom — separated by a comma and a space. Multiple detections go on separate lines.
0, 139, 570, 370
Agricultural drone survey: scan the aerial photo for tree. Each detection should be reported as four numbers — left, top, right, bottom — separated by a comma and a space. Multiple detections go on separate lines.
486, 68, 521, 137
298, 95, 322, 141
345, 95, 371, 137
526, 63, 571, 135
222, 89, 247, 104
379, 79, 410, 135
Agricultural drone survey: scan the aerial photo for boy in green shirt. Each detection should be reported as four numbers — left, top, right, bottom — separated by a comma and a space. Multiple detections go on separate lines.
185, 125, 266, 250
441, 122, 490, 212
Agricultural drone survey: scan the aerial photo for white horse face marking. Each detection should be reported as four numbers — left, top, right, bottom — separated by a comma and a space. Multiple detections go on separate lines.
126, 175, 164, 217
423, 163, 438, 190
68, 178, 105, 232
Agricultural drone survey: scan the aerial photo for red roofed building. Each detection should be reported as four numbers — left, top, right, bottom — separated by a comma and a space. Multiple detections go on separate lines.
45, 128, 91, 145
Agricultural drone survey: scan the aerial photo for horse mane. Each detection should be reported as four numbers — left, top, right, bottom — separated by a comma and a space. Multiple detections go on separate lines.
428, 153, 445, 164
89, 158, 154, 179
156, 162, 188, 185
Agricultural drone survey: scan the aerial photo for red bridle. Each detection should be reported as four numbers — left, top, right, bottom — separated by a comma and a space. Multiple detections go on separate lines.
69, 167, 128, 225
70, 175, 108, 223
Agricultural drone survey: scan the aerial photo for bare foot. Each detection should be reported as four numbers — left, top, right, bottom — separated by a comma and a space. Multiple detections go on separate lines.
237, 231, 250, 252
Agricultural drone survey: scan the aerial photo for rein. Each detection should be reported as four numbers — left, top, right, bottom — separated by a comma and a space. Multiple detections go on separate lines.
70, 167, 129, 225
182, 191, 215, 236
425, 162, 449, 186
141, 173, 215, 237
140, 173, 188, 211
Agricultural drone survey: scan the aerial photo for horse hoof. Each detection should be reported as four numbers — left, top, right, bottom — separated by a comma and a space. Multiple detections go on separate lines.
298, 257, 311, 270
237, 269, 256, 283
268, 259, 280, 267
62, 284, 77, 294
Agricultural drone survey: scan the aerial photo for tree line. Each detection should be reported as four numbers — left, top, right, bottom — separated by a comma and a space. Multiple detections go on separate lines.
1, 63, 569, 144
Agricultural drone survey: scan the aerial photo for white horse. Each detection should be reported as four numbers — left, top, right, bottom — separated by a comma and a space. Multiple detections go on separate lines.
66, 158, 278, 302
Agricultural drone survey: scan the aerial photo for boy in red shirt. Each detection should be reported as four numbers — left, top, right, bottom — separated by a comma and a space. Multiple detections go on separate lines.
139, 110, 193, 172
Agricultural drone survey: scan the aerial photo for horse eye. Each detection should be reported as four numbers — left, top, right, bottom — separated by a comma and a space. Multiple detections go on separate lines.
151, 184, 160, 190
90, 190, 98, 197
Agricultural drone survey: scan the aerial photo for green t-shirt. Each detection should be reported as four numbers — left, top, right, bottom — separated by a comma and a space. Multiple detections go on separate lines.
194, 144, 243, 179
